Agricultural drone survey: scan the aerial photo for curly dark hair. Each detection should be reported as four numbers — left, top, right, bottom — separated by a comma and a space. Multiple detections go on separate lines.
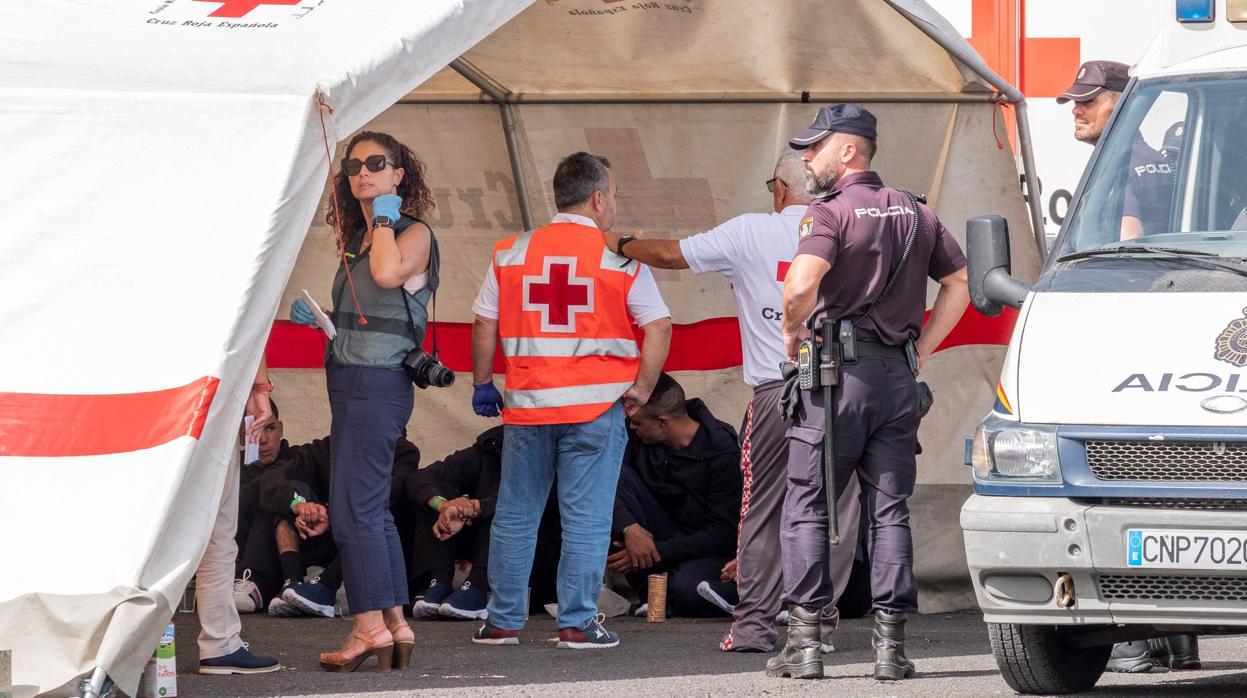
326, 131, 435, 246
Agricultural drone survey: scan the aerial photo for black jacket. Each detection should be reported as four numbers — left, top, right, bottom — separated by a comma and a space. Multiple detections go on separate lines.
238, 440, 295, 521
612, 399, 742, 563
405, 426, 503, 520
256, 436, 421, 516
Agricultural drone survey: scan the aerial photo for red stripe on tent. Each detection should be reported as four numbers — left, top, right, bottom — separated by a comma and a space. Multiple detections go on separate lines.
0, 377, 220, 457
267, 307, 1016, 372
931, 305, 1019, 352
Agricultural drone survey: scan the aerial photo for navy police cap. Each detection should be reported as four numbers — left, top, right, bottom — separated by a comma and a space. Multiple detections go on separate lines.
1056, 60, 1129, 104
789, 103, 877, 149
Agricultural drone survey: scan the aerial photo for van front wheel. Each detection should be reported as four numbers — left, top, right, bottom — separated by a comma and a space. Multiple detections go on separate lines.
989, 622, 1111, 694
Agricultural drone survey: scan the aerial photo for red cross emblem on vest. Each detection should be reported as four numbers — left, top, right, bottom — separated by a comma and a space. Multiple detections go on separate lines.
523, 257, 594, 333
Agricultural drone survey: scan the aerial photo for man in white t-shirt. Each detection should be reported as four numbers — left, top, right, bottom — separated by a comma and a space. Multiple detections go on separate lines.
604, 151, 861, 653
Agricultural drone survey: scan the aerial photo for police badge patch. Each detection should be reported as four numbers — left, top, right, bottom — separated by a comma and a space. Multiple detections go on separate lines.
1214, 307, 1247, 367
799, 216, 813, 239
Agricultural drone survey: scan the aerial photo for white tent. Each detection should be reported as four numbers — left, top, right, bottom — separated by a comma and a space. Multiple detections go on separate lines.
0, 1, 1042, 695
276, 0, 1044, 610
0, 1, 530, 695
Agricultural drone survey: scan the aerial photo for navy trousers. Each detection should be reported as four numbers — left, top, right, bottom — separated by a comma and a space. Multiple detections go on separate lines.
326, 362, 412, 613
615, 466, 733, 618
781, 356, 920, 614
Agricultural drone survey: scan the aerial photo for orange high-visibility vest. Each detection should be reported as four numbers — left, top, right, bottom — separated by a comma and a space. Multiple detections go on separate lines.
493, 221, 641, 425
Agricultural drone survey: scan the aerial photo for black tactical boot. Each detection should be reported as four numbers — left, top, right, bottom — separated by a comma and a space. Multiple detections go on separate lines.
765, 606, 823, 679
1107, 640, 1153, 673
872, 610, 916, 681
1149, 634, 1202, 670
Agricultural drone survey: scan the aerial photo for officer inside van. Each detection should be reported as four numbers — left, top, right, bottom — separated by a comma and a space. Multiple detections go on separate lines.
1059, 60, 1176, 241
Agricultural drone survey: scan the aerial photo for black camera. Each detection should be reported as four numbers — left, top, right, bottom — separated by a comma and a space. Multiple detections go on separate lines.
402, 349, 455, 389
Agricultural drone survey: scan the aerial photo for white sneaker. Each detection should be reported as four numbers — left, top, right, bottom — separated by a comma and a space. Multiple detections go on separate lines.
267, 595, 300, 617
232, 570, 262, 614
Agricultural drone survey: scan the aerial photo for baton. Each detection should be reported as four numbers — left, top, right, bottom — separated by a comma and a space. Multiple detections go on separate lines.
819, 317, 840, 545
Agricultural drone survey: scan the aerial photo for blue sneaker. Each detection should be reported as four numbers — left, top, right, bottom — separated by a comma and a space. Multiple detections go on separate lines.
471, 620, 520, 645
412, 579, 453, 618
198, 642, 281, 674
438, 582, 488, 620
282, 577, 335, 618
557, 613, 619, 649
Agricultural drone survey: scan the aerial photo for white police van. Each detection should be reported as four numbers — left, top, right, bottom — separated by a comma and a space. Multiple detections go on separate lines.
962, 2, 1247, 693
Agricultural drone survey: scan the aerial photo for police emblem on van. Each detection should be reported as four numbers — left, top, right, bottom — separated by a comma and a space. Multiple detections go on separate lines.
1214, 307, 1247, 367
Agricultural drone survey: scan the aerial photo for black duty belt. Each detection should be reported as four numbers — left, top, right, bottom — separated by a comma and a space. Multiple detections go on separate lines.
851, 340, 907, 362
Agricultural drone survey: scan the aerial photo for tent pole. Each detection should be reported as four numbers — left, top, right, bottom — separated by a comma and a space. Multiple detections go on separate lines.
889, 1, 1047, 261
498, 103, 534, 230
450, 58, 535, 231
1013, 102, 1048, 262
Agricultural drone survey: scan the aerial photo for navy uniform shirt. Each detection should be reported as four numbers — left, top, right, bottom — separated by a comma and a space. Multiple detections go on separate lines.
1122, 133, 1175, 235
795, 171, 966, 346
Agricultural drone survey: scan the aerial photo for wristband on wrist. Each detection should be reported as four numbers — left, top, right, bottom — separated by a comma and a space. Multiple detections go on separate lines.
290, 493, 307, 512
616, 235, 637, 259
622, 524, 632, 535
430, 495, 447, 512
252, 381, 274, 393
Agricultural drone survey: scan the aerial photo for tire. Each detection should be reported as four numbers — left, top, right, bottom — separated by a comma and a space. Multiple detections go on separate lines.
989, 622, 1111, 695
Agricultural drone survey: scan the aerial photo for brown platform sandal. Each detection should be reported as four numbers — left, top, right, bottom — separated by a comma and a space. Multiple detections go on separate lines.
319, 626, 394, 673
388, 622, 415, 670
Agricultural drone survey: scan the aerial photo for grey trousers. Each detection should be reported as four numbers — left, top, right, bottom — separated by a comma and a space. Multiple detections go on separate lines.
781, 357, 919, 614
720, 381, 862, 652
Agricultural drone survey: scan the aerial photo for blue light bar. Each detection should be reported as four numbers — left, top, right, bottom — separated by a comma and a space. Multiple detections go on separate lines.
1176, 0, 1215, 22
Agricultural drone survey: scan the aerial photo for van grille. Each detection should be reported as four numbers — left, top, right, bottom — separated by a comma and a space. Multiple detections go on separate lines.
1085, 440, 1247, 481
1098, 574, 1247, 602
1099, 498, 1247, 510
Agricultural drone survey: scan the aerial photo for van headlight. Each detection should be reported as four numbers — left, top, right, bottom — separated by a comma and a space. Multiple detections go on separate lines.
971, 416, 1061, 483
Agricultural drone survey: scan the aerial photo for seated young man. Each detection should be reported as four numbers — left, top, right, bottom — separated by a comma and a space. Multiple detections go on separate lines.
232, 428, 420, 617
607, 373, 743, 617
233, 399, 295, 557
404, 426, 503, 620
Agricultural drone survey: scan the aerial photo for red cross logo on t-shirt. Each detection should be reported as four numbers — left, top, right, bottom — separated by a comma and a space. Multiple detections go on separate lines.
192, 0, 299, 18
523, 257, 595, 333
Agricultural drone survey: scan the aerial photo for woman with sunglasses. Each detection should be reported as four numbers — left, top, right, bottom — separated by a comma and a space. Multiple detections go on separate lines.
292, 131, 435, 672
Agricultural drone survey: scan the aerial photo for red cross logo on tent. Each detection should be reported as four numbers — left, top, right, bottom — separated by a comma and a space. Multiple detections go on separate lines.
193, 0, 300, 18
523, 257, 594, 333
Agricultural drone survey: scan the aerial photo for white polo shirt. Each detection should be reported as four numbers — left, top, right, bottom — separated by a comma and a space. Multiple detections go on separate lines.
473, 213, 670, 326
679, 204, 806, 386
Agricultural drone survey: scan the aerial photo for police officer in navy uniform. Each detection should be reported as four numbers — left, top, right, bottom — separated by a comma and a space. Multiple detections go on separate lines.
1058, 60, 1176, 240
768, 104, 969, 681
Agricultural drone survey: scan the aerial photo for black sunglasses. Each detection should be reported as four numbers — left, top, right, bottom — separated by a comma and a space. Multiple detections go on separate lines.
342, 154, 396, 176
765, 177, 786, 193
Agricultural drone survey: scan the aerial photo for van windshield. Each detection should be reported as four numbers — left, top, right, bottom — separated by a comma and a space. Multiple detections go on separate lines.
1057, 75, 1247, 259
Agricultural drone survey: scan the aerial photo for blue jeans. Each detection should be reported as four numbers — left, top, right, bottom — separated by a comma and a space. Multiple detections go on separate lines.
486, 402, 627, 630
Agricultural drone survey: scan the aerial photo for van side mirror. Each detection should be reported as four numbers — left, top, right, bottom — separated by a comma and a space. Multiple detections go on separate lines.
967, 215, 1031, 315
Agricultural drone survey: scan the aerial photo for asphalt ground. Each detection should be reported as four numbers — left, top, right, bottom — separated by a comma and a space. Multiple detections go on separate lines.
168, 609, 1247, 697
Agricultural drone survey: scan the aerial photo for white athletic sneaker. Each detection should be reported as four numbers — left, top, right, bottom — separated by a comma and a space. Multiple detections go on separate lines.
267, 595, 300, 617
232, 569, 262, 614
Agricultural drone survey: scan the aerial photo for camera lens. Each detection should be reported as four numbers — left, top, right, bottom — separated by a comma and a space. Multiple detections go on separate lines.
427, 363, 456, 388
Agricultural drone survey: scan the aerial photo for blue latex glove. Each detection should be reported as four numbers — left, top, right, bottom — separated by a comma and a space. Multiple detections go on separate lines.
290, 297, 318, 327
472, 382, 504, 417
372, 194, 402, 222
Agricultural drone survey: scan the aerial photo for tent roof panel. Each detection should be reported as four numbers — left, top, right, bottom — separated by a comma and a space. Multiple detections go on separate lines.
408, 0, 988, 100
